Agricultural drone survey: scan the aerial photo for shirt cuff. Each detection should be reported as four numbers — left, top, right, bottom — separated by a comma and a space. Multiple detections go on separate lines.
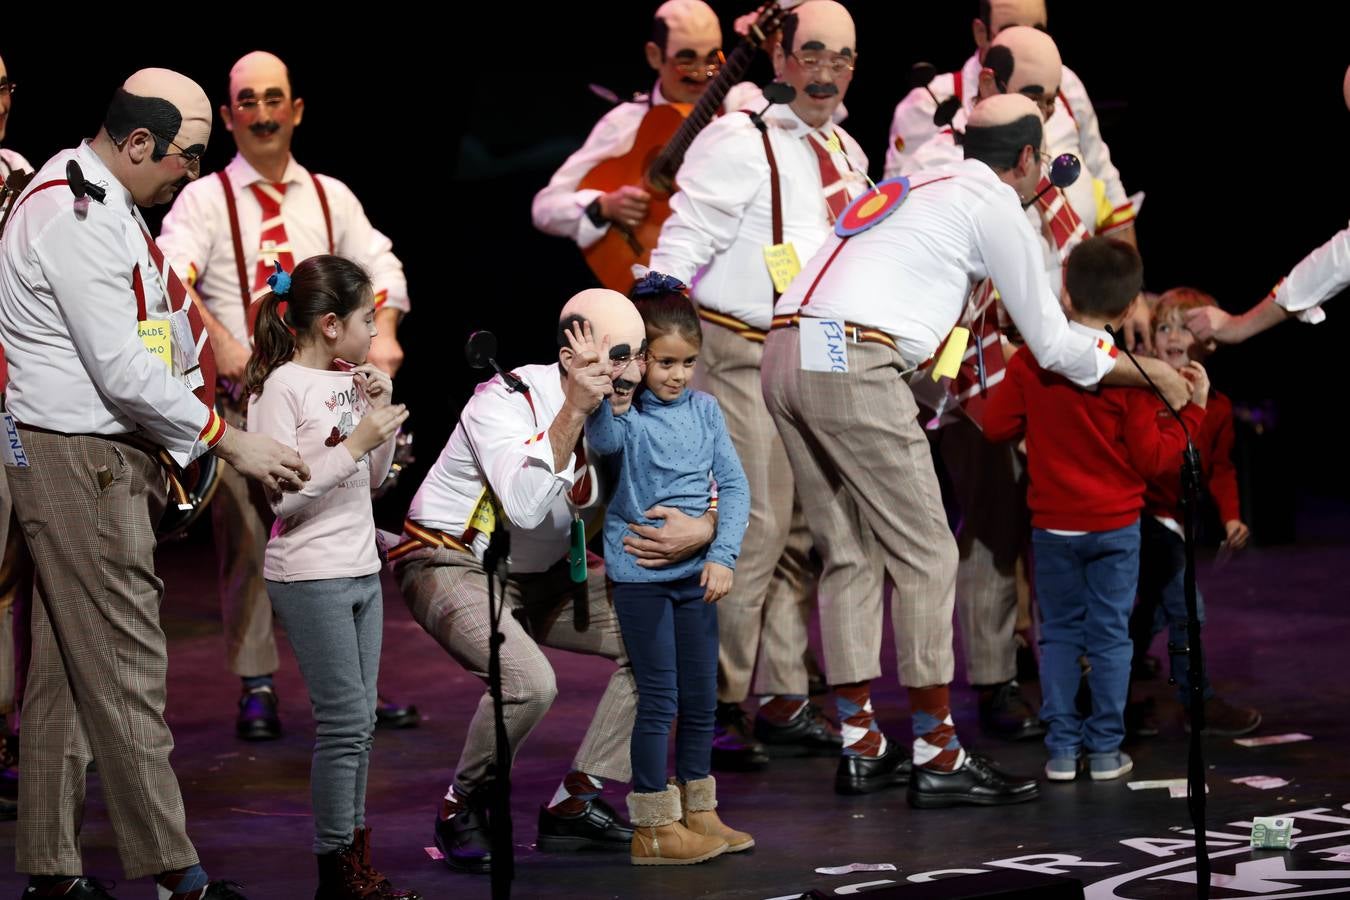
574, 190, 609, 249
522, 430, 580, 487
1271, 280, 1327, 324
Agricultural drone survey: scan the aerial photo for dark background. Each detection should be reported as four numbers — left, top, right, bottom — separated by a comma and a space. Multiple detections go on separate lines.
3, 4, 1343, 537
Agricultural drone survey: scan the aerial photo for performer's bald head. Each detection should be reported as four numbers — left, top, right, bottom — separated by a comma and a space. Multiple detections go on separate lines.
101, 68, 210, 206
223, 51, 302, 157
653, 0, 721, 55
558, 288, 647, 409
107, 68, 211, 159
648, 0, 725, 105
559, 289, 646, 355
983, 0, 1047, 34
965, 93, 1045, 199
775, 0, 857, 129
986, 25, 1062, 119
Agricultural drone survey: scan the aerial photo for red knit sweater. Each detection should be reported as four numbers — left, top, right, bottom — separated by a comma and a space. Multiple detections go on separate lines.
984, 348, 1206, 532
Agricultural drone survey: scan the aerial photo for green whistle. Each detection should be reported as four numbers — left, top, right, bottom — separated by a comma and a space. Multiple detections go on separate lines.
569, 517, 587, 583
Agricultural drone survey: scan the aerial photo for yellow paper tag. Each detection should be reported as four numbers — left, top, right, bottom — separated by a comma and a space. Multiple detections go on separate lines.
139, 319, 172, 368
469, 486, 497, 535
763, 242, 802, 295
931, 326, 971, 381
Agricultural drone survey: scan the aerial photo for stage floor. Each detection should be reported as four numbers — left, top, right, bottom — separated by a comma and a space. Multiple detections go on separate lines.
3, 503, 1348, 900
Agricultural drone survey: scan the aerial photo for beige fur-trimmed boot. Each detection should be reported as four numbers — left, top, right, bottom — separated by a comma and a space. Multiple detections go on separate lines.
626, 784, 728, 866
678, 775, 755, 852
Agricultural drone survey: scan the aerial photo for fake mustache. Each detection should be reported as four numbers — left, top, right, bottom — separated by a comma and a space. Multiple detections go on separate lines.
805, 83, 839, 98
249, 121, 281, 136
613, 377, 641, 393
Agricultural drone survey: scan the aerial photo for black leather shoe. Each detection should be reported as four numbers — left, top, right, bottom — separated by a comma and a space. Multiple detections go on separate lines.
200, 882, 248, 899
977, 681, 1046, 741
712, 702, 769, 772
536, 796, 633, 851
23, 878, 118, 899
236, 686, 281, 742
374, 695, 420, 730
834, 739, 914, 795
908, 753, 1040, 808
755, 702, 843, 756
434, 799, 492, 874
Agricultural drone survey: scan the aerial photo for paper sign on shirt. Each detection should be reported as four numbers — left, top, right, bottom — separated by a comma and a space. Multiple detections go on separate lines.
1, 412, 29, 467
468, 486, 497, 536
800, 318, 849, 373
168, 308, 205, 393
930, 326, 971, 381
139, 319, 172, 368
762, 242, 802, 295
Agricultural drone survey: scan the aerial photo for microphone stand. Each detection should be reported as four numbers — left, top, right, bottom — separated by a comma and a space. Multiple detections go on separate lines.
482, 524, 514, 900
463, 330, 516, 898
1107, 325, 1210, 898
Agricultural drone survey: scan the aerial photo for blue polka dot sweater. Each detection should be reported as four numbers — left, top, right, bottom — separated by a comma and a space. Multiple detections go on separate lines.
586, 388, 749, 584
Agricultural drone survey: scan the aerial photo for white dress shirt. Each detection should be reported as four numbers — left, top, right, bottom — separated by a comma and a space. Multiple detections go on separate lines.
0, 143, 223, 465
884, 53, 1133, 229
774, 158, 1116, 389
158, 154, 409, 346
649, 103, 868, 330
531, 80, 765, 249
1271, 224, 1349, 324
407, 363, 601, 574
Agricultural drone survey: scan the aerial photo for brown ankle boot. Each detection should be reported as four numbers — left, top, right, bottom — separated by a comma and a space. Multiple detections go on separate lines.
677, 775, 754, 852
626, 784, 727, 866
315, 845, 380, 900
351, 826, 421, 899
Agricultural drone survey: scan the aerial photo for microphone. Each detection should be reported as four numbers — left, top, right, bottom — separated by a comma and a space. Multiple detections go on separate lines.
909, 62, 963, 129
748, 81, 796, 132
65, 160, 107, 204
1022, 152, 1082, 209
466, 330, 528, 394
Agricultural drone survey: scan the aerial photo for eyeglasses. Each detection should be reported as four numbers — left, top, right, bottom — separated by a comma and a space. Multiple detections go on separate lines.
671, 50, 725, 79
0, 82, 15, 99
234, 96, 287, 113
789, 52, 857, 77
160, 135, 204, 170
608, 343, 649, 371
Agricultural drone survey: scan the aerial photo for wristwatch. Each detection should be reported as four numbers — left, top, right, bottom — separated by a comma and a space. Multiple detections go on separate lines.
584, 197, 608, 228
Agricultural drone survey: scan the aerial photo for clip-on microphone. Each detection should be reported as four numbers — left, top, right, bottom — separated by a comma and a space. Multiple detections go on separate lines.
1022, 152, 1082, 209
748, 81, 797, 132
466, 330, 527, 395
66, 160, 107, 204
1105, 322, 1211, 895
909, 62, 962, 129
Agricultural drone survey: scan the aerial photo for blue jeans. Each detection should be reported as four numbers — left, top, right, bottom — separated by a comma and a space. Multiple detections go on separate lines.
612, 575, 718, 794
1130, 516, 1212, 702
1033, 524, 1140, 757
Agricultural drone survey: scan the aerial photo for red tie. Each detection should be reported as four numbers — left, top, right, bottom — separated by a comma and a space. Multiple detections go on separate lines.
805, 131, 851, 223
249, 182, 295, 292
952, 280, 1006, 430
137, 226, 218, 407
1032, 177, 1087, 255
569, 441, 593, 506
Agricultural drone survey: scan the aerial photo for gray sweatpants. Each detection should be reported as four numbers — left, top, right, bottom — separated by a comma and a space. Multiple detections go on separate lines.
267, 574, 382, 854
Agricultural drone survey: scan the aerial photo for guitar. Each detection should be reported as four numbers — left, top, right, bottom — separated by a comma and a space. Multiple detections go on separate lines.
578, 1, 793, 291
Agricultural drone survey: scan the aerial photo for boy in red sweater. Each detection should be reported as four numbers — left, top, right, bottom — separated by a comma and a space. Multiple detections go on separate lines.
1128, 288, 1262, 736
985, 238, 1207, 782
